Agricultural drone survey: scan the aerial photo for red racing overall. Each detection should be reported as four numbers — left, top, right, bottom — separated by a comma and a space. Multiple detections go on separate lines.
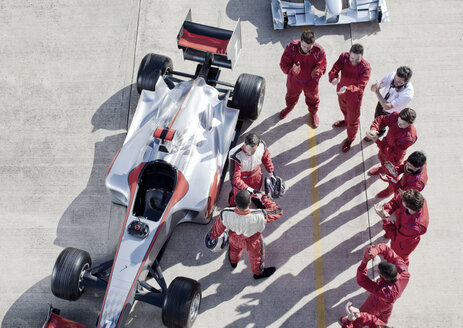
371, 112, 417, 169
357, 244, 410, 323
383, 195, 429, 266
381, 161, 428, 196
210, 197, 282, 275
280, 40, 327, 115
228, 141, 274, 206
329, 52, 371, 141
341, 312, 387, 328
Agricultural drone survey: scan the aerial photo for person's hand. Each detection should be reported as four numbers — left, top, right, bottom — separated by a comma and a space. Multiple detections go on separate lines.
311, 68, 320, 79
365, 129, 379, 141
362, 246, 373, 263
398, 188, 405, 196
337, 86, 347, 95
292, 62, 301, 75
345, 302, 361, 321
370, 81, 382, 92
347, 311, 361, 321
331, 77, 339, 86
368, 245, 379, 258
374, 203, 390, 219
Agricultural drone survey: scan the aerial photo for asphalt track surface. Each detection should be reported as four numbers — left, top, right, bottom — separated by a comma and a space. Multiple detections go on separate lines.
1, 1, 462, 327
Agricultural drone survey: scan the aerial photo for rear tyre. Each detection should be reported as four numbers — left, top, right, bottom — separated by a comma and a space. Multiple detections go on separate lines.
51, 247, 92, 301
162, 277, 201, 328
137, 53, 173, 94
230, 73, 265, 121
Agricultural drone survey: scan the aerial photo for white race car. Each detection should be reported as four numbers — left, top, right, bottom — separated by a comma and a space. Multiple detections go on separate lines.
45, 10, 265, 328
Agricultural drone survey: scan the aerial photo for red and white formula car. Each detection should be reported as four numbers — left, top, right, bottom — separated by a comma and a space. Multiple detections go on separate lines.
44, 11, 265, 328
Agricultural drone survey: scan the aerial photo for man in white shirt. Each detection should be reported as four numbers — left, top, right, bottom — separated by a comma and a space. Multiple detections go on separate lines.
370, 66, 414, 137
208, 190, 283, 279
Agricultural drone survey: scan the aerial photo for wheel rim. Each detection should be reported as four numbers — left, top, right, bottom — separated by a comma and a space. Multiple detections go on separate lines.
189, 293, 201, 323
78, 263, 90, 292
257, 89, 265, 112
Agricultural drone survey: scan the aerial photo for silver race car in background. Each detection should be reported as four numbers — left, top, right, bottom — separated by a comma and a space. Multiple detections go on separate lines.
271, 0, 389, 29
45, 10, 265, 328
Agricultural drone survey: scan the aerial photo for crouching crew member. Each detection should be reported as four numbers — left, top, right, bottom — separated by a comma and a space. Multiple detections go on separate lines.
210, 190, 283, 279
229, 133, 275, 206
375, 189, 429, 266
357, 244, 410, 324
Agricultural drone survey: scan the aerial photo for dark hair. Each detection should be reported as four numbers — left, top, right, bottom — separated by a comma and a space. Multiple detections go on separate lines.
398, 108, 416, 124
350, 43, 364, 55
402, 189, 425, 212
235, 190, 252, 210
244, 133, 261, 147
407, 151, 426, 167
378, 261, 398, 281
301, 31, 315, 44
396, 66, 413, 81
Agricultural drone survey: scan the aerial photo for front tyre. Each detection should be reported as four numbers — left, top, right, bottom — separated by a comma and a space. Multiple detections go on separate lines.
162, 277, 201, 328
137, 53, 173, 94
230, 73, 265, 121
51, 247, 91, 301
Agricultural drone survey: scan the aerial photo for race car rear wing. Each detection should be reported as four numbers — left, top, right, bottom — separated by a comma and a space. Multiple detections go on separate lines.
177, 9, 241, 70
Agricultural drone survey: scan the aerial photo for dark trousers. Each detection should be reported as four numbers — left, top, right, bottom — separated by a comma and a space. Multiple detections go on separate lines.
374, 102, 389, 137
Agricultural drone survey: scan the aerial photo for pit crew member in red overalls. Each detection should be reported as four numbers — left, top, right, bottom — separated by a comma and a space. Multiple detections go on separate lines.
279, 31, 327, 128
329, 44, 371, 152
357, 243, 410, 324
229, 133, 274, 206
365, 108, 417, 176
377, 150, 428, 198
210, 189, 283, 279
375, 189, 429, 266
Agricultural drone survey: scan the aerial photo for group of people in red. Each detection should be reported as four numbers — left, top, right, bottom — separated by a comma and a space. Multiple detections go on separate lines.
208, 133, 283, 279
279, 30, 416, 156
207, 30, 429, 326
280, 30, 429, 327
339, 150, 428, 327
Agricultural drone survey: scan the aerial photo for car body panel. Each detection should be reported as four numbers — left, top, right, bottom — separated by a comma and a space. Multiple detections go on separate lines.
106, 76, 238, 215
271, 0, 390, 30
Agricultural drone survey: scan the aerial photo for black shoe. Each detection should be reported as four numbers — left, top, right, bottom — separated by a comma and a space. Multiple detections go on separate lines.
253, 267, 276, 279
228, 248, 237, 269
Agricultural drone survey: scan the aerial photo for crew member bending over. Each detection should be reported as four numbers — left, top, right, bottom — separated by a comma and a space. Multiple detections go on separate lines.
209, 190, 283, 279
229, 133, 274, 206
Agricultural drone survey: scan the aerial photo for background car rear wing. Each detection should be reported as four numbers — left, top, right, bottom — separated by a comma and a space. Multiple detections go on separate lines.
177, 9, 241, 70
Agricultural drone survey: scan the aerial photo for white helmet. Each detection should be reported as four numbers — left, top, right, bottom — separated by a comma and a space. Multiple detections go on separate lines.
205, 229, 229, 252
264, 175, 286, 198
